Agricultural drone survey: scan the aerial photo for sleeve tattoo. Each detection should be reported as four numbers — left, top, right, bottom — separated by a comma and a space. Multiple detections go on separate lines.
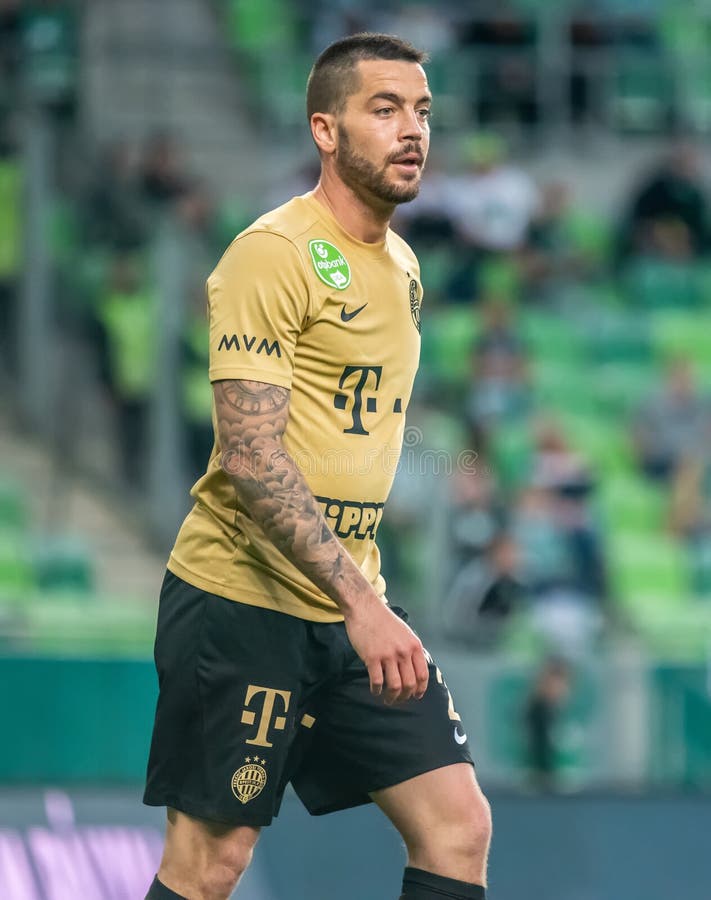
213, 379, 361, 603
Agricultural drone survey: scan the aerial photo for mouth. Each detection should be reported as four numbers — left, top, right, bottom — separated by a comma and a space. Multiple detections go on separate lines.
391, 154, 423, 174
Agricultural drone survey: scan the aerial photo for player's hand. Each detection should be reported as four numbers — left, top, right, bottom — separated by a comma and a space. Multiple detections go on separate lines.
344, 598, 429, 705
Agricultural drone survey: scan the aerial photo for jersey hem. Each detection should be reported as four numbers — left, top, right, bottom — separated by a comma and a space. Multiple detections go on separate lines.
208, 366, 293, 388
166, 556, 346, 624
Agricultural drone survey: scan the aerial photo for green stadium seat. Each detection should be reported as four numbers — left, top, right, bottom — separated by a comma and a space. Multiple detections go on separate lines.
32, 535, 94, 594
0, 481, 28, 532
591, 362, 658, 418
650, 310, 711, 365
608, 532, 690, 606
583, 308, 653, 364
424, 52, 475, 131
560, 412, 635, 476
598, 476, 666, 533
519, 311, 583, 364
24, 595, 156, 657
610, 54, 673, 132
490, 422, 533, 490
420, 306, 479, 388
0, 532, 34, 601
531, 359, 596, 416
625, 259, 703, 311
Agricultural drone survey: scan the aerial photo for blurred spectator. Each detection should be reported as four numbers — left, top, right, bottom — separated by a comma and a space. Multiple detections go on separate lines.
0, 134, 21, 377
448, 461, 504, 572
618, 142, 709, 262
510, 421, 607, 654
530, 417, 608, 602
669, 425, 711, 596
449, 133, 540, 254
466, 297, 530, 430
0, 0, 21, 94
139, 132, 190, 212
632, 358, 710, 484
521, 180, 611, 295
180, 286, 213, 484
94, 254, 156, 489
395, 154, 458, 248
443, 532, 524, 647
80, 141, 147, 252
523, 656, 572, 792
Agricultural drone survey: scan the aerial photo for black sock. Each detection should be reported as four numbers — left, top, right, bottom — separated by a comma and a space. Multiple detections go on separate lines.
399, 866, 486, 899
145, 875, 188, 900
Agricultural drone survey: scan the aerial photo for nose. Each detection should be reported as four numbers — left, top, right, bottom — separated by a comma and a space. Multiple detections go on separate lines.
399, 108, 425, 143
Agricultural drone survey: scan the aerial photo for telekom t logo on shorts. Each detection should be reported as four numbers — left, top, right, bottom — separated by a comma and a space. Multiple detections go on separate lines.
240, 685, 292, 748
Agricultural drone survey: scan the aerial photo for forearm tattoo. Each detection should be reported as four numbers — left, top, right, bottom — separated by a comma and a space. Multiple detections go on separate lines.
214, 380, 356, 600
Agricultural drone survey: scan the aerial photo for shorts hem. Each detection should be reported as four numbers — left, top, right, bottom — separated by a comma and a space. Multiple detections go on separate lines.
142, 793, 276, 828
302, 756, 475, 817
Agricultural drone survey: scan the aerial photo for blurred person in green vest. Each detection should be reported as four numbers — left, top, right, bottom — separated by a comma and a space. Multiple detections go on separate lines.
181, 286, 213, 483
95, 253, 156, 489
175, 182, 224, 482
0, 132, 22, 377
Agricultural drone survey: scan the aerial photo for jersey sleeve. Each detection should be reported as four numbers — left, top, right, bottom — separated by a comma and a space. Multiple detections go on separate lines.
207, 230, 311, 388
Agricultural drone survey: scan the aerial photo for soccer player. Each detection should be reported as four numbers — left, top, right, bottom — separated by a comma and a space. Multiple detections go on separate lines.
143, 33, 492, 900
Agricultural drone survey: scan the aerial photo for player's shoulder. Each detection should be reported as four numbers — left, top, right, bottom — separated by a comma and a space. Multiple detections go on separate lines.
387, 227, 420, 276
212, 195, 325, 273
246, 194, 322, 242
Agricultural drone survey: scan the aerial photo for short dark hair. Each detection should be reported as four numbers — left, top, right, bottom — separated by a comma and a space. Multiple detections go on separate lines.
306, 33, 428, 121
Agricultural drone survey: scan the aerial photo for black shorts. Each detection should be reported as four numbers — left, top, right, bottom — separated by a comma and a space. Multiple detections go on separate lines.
143, 571, 474, 827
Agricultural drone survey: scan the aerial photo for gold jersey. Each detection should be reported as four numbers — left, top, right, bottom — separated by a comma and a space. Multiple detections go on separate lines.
168, 192, 422, 622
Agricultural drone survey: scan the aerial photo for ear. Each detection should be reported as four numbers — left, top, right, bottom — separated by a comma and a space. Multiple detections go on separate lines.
310, 112, 337, 157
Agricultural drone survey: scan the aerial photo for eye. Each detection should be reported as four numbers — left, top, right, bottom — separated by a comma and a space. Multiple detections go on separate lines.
417, 108, 432, 120
375, 106, 394, 116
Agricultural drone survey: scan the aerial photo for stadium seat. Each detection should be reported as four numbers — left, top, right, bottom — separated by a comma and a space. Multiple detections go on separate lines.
0, 533, 34, 601
560, 412, 635, 476
591, 362, 658, 418
625, 258, 703, 311
608, 532, 690, 606
425, 52, 475, 131
490, 422, 533, 490
24, 595, 156, 657
583, 308, 653, 364
420, 306, 479, 389
0, 481, 28, 533
650, 310, 711, 365
519, 311, 583, 364
609, 54, 673, 132
32, 535, 94, 594
598, 475, 666, 533
531, 359, 597, 416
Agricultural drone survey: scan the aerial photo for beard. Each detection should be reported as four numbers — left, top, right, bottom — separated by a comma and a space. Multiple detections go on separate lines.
335, 125, 423, 207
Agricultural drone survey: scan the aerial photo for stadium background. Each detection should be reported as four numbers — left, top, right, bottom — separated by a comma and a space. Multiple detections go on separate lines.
1, 0, 711, 897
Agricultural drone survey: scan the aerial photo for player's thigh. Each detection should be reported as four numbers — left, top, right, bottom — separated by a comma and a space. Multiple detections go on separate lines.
370, 761, 491, 852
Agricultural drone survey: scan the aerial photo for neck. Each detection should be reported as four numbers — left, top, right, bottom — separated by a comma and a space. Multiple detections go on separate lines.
312, 168, 392, 244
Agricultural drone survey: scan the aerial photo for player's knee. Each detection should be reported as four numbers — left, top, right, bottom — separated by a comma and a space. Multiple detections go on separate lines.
453, 791, 492, 863
411, 791, 492, 864
195, 840, 255, 899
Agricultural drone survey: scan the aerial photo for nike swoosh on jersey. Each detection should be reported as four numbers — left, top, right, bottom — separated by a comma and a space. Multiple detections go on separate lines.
453, 726, 467, 745
340, 303, 368, 322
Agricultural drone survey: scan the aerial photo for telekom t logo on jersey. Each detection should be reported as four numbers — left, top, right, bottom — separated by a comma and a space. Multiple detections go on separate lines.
333, 365, 383, 435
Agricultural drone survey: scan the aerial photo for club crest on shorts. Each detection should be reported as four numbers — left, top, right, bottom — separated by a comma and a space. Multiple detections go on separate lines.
231, 757, 267, 804
409, 278, 421, 333
308, 239, 351, 290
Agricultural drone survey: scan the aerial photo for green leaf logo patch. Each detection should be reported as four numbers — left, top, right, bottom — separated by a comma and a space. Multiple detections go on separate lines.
308, 239, 351, 291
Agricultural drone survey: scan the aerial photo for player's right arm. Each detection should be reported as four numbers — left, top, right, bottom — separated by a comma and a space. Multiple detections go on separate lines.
213, 377, 429, 705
